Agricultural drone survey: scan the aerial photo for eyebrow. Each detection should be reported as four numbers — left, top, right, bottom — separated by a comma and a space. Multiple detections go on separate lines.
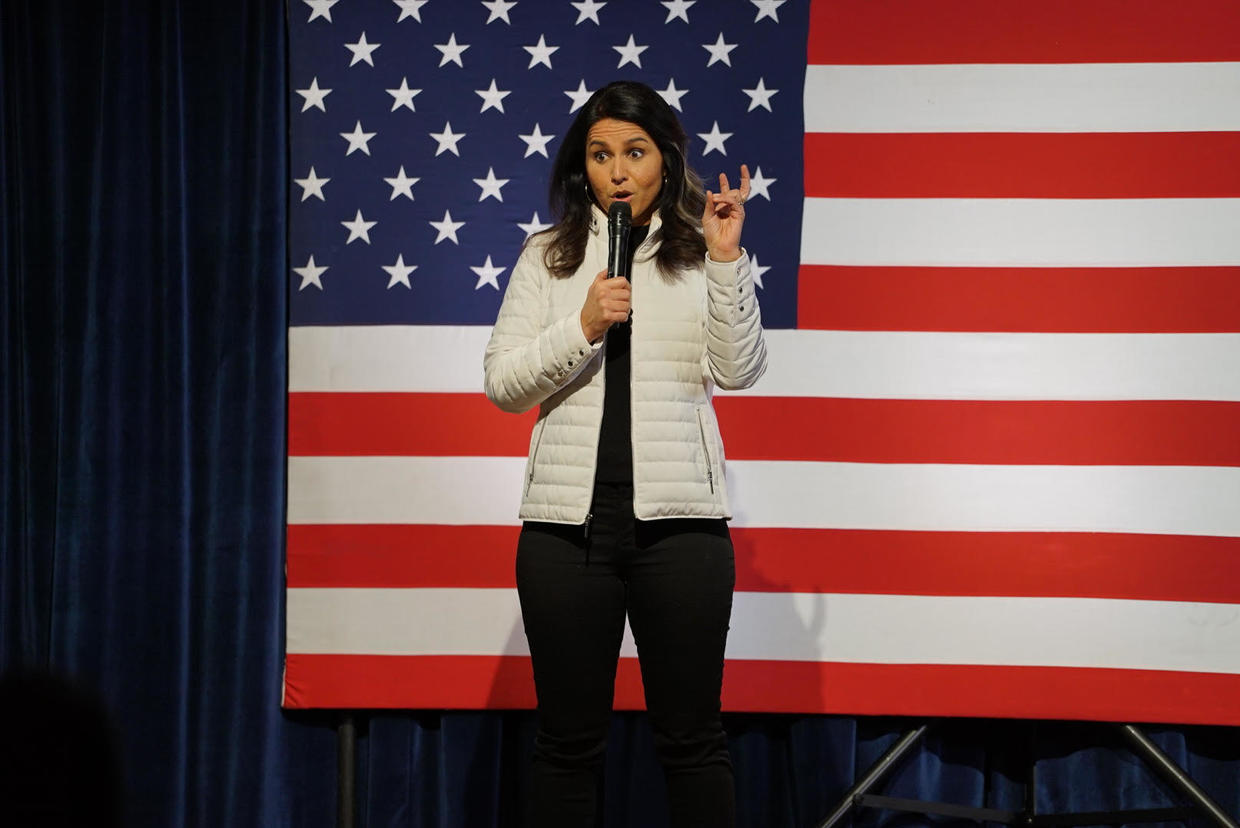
587, 136, 651, 148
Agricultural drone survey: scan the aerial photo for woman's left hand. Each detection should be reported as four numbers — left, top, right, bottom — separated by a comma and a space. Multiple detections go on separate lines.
702, 164, 750, 263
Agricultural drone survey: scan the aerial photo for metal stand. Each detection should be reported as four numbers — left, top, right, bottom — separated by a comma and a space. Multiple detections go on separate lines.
816, 720, 1238, 828
338, 712, 356, 828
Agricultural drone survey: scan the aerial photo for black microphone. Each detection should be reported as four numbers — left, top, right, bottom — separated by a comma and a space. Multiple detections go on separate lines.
607, 200, 632, 280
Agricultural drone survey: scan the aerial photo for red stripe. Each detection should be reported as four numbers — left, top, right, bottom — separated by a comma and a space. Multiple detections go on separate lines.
282, 654, 1240, 725
290, 393, 1240, 466
804, 133, 1240, 199
288, 524, 1240, 604
807, 0, 1240, 64
796, 265, 1240, 333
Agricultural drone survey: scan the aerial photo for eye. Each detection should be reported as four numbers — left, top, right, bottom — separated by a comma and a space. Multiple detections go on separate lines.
592, 151, 609, 163
628, 149, 644, 159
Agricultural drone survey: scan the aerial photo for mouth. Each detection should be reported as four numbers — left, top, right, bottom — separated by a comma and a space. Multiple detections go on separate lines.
611, 190, 633, 201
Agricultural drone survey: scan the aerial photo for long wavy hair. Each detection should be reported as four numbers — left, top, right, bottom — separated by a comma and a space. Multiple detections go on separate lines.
541, 81, 707, 279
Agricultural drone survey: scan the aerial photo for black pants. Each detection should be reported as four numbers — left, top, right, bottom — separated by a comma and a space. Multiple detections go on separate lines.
516, 483, 736, 828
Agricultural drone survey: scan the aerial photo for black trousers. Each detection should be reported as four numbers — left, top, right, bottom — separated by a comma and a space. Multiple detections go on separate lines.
516, 483, 736, 828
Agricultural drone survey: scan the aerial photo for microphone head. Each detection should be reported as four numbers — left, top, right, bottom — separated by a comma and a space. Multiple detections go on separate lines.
608, 200, 632, 229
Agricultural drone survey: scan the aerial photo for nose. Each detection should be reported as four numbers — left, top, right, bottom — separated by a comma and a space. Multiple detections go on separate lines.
610, 157, 627, 183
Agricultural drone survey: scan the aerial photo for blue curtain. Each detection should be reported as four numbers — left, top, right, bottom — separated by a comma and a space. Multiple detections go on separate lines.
2, 2, 1236, 827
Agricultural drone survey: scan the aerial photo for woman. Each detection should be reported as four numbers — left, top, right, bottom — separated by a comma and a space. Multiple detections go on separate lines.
484, 80, 766, 827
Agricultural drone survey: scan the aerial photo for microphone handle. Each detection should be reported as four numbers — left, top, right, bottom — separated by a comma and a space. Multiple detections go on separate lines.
607, 224, 631, 280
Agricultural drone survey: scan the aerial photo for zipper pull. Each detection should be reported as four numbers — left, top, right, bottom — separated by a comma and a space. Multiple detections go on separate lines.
583, 512, 593, 539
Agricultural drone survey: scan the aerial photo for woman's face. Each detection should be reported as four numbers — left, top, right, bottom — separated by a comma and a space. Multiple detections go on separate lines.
585, 118, 664, 226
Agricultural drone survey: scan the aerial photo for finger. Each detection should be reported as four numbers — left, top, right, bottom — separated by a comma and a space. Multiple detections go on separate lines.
739, 164, 751, 201
595, 268, 609, 282
718, 172, 731, 195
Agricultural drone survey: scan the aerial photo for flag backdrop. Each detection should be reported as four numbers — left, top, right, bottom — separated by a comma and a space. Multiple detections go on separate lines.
283, 0, 1240, 725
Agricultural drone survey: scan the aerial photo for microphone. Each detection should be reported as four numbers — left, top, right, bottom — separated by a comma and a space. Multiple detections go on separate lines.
607, 200, 632, 280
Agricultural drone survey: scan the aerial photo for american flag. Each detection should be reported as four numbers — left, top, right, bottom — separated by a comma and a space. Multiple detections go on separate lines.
284, 0, 1240, 725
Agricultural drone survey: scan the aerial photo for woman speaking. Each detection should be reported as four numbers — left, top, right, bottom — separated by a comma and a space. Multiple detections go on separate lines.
484, 80, 767, 827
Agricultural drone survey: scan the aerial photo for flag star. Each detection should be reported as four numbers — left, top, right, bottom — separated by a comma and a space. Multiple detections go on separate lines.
345, 32, 381, 67
702, 33, 737, 67
474, 167, 510, 202
656, 78, 688, 111
742, 77, 779, 112
384, 166, 420, 200
470, 255, 506, 291
382, 254, 418, 289
294, 167, 329, 201
748, 166, 775, 201
571, 0, 606, 24
482, 0, 517, 23
293, 255, 327, 290
393, 0, 429, 21
564, 80, 594, 113
661, 0, 695, 23
435, 33, 470, 67
475, 79, 511, 113
429, 121, 465, 156
751, 0, 786, 22
519, 123, 556, 158
523, 34, 559, 69
430, 210, 465, 245
749, 253, 771, 289
342, 210, 377, 244
304, 0, 338, 23
341, 121, 377, 155
386, 77, 421, 111
612, 34, 648, 69
295, 77, 332, 112
518, 212, 552, 238
697, 121, 732, 156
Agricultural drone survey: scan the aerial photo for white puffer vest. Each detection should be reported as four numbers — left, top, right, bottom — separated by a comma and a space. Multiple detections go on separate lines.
483, 207, 767, 524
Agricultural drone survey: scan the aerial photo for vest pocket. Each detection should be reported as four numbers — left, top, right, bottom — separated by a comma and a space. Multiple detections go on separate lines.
525, 419, 547, 495
695, 407, 715, 494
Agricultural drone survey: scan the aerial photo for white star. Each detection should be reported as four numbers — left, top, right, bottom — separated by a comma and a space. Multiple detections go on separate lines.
749, 253, 771, 289
382, 254, 418, 289
341, 121, 377, 155
702, 33, 738, 67
393, 0, 429, 21
661, 0, 695, 23
482, 0, 517, 23
742, 77, 779, 112
294, 167, 329, 201
751, 0, 786, 22
430, 210, 465, 245
571, 0, 606, 24
564, 80, 594, 113
293, 255, 327, 290
384, 166, 420, 201
429, 122, 465, 156
475, 79, 511, 113
341, 210, 377, 245
386, 78, 421, 112
518, 212, 552, 238
473, 167, 510, 202
345, 32, 381, 67
747, 167, 776, 201
656, 78, 688, 111
523, 34, 559, 69
435, 33, 470, 67
470, 255, 506, 290
697, 121, 732, 156
304, 0, 338, 23
295, 77, 332, 112
518, 123, 556, 158
612, 34, 648, 69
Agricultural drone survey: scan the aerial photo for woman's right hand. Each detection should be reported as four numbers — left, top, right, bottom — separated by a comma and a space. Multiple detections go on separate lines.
579, 268, 631, 343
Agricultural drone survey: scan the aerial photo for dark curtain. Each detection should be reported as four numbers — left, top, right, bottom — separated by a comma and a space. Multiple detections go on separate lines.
1, 2, 1236, 827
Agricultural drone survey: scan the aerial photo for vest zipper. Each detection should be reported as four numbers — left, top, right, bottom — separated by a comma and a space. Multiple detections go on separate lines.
525, 420, 546, 495
696, 407, 715, 494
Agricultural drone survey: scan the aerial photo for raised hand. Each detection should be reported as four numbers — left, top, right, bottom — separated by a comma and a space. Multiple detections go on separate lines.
702, 164, 750, 263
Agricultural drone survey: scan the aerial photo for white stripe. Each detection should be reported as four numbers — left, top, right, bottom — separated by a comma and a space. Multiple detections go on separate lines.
800, 198, 1240, 267
288, 326, 1240, 401
286, 588, 1240, 675
803, 63, 1240, 133
287, 456, 1240, 537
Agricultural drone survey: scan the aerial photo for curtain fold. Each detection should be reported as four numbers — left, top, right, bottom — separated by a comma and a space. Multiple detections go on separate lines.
1, 2, 1236, 827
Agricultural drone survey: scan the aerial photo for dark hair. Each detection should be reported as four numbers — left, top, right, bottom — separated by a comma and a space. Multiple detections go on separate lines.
541, 80, 707, 279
